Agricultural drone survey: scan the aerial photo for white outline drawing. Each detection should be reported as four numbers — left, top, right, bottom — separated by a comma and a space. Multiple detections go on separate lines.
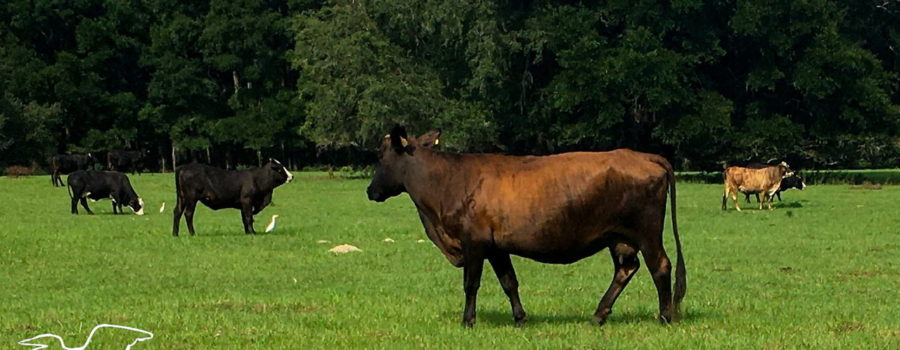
18, 324, 153, 350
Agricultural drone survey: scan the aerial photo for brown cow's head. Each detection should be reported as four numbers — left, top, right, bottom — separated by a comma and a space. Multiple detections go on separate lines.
367, 125, 440, 202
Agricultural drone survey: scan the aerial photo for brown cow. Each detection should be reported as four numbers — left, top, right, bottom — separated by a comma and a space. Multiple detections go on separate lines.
722, 162, 791, 211
366, 126, 686, 327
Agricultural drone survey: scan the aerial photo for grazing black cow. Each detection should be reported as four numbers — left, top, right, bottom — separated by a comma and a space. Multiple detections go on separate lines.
67, 170, 144, 215
107, 150, 148, 174
744, 173, 806, 203
172, 159, 293, 236
50, 153, 95, 187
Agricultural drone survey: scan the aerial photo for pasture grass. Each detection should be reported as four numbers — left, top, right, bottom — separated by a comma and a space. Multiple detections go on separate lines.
1, 173, 898, 349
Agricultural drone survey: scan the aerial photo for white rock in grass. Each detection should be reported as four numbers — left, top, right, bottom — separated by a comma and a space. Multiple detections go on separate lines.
416, 239, 426, 243
329, 244, 361, 254
316, 240, 330, 244
383, 238, 395, 243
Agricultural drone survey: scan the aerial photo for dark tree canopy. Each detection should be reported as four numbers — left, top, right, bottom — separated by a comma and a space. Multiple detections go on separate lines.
1, 0, 898, 170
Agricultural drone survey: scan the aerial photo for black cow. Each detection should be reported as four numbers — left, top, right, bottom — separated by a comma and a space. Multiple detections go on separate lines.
172, 159, 293, 236
744, 173, 807, 203
50, 154, 95, 187
107, 150, 148, 174
67, 170, 144, 215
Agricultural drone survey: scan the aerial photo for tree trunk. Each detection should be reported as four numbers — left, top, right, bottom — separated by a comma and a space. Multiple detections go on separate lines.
171, 143, 177, 172
257, 150, 262, 167
232, 71, 240, 95
206, 147, 211, 164
281, 142, 286, 169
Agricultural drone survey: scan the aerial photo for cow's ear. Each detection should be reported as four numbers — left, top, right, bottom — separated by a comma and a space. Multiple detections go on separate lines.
418, 129, 441, 148
389, 125, 409, 154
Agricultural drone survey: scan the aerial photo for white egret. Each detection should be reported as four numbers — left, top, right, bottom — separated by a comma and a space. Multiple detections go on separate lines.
265, 214, 279, 233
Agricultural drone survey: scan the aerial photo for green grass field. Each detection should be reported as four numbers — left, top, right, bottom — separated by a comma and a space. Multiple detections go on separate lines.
1, 173, 898, 349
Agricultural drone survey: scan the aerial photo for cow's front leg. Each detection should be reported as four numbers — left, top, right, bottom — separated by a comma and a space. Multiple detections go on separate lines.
80, 198, 94, 215
763, 192, 773, 210
461, 244, 485, 327
488, 252, 527, 327
594, 243, 640, 325
240, 201, 255, 234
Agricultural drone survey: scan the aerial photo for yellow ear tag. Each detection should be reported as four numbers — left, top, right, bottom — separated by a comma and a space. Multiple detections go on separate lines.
434, 139, 439, 145
401, 137, 409, 147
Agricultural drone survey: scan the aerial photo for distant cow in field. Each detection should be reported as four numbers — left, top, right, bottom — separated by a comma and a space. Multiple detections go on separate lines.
723, 162, 791, 211
108, 150, 148, 174
744, 173, 807, 203
50, 153, 95, 187
172, 159, 293, 236
67, 170, 144, 215
366, 126, 686, 327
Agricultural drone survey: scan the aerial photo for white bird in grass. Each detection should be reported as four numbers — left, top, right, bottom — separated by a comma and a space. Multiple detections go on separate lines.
159, 202, 166, 213
265, 214, 279, 233
18, 324, 153, 350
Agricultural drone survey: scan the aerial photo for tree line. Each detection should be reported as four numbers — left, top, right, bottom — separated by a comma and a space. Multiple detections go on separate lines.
1, 0, 897, 171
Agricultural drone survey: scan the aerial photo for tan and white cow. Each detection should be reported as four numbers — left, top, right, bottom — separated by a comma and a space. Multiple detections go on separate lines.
722, 161, 792, 211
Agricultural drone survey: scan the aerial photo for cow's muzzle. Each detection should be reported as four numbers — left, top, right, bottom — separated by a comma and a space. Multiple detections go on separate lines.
285, 170, 294, 183
134, 198, 145, 215
366, 187, 386, 202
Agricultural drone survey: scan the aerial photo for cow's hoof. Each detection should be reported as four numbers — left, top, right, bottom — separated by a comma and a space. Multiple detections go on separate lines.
591, 311, 612, 326
514, 317, 527, 328
659, 314, 672, 324
461, 318, 476, 328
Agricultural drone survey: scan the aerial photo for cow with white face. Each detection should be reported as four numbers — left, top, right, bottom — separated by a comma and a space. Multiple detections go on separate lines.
67, 170, 144, 215
172, 158, 293, 236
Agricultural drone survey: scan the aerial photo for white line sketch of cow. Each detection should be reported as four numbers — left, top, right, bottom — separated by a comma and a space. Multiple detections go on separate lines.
18, 324, 153, 350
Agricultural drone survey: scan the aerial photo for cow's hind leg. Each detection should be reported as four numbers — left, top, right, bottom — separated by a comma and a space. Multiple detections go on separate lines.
488, 252, 527, 327
593, 240, 640, 325
240, 201, 255, 234
184, 200, 198, 235
641, 241, 674, 324
172, 198, 184, 237
71, 196, 79, 214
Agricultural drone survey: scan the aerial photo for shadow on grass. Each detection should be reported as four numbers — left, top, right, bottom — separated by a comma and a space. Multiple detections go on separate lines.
463, 307, 719, 327
171, 230, 253, 237
773, 201, 803, 208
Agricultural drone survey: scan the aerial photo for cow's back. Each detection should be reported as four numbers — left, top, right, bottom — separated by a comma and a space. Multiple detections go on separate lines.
725, 166, 782, 192
425, 149, 671, 264
176, 163, 245, 205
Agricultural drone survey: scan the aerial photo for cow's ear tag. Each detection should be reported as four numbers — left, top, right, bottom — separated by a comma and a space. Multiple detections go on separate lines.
401, 137, 409, 147
434, 138, 439, 145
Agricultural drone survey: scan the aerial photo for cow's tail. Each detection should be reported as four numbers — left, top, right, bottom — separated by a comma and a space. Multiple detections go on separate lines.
664, 160, 687, 316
